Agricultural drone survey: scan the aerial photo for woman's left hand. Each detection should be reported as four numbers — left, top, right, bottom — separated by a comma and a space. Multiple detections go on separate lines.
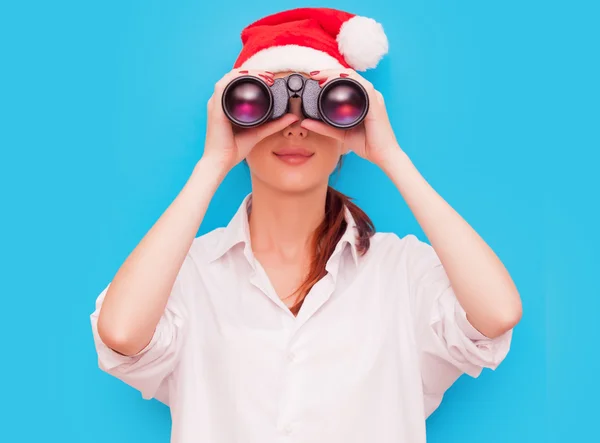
300, 69, 401, 166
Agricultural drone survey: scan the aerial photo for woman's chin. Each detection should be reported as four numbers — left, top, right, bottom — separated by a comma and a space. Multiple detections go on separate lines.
269, 173, 322, 194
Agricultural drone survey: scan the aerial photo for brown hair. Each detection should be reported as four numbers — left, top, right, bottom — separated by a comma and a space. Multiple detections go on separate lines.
288, 185, 376, 316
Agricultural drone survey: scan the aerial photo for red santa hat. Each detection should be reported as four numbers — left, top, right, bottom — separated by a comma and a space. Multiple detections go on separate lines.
233, 7, 389, 73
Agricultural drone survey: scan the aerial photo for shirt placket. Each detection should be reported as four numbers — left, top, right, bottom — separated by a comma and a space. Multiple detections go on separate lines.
272, 251, 346, 441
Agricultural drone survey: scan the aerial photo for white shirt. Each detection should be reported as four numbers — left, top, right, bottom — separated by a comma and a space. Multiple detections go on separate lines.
90, 193, 512, 443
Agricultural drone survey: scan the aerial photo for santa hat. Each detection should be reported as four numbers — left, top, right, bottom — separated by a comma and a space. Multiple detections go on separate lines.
233, 7, 389, 73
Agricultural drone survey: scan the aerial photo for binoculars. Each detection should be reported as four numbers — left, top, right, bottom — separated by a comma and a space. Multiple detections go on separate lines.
221, 72, 369, 129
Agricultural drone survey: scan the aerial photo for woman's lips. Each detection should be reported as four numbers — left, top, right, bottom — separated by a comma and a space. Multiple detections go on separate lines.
273, 147, 314, 165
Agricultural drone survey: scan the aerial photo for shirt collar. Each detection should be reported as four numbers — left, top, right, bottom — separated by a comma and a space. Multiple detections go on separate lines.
207, 193, 360, 268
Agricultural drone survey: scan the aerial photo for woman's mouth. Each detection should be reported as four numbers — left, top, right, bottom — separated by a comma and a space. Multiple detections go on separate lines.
273, 147, 314, 165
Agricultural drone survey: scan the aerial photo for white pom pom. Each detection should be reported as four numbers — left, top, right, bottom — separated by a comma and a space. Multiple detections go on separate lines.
337, 16, 389, 71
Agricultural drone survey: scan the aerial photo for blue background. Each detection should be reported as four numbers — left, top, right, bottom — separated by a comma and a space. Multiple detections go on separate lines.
1, 0, 597, 442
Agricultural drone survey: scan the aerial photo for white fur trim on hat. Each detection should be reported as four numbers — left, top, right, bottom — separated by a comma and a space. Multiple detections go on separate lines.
337, 16, 389, 71
239, 44, 346, 73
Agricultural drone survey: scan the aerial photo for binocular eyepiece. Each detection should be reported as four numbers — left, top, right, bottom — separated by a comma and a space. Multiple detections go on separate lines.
221, 72, 369, 129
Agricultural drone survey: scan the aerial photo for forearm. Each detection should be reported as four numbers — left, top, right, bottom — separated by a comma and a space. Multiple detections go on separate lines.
97, 157, 228, 355
380, 148, 522, 338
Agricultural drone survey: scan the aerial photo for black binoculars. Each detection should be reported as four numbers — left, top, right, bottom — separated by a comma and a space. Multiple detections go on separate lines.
221, 72, 369, 129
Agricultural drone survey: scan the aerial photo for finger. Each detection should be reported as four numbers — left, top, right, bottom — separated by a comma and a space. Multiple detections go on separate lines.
232, 68, 274, 81
307, 69, 353, 81
311, 71, 349, 88
299, 118, 345, 142
238, 69, 275, 86
255, 113, 299, 140
238, 113, 299, 146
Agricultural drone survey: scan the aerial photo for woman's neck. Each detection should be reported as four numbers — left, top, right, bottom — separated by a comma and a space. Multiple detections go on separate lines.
248, 184, 327, 261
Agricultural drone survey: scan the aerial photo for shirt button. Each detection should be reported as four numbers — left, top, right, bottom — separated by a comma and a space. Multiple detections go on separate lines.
287, 352, 296, 362
283, 424, 293, 435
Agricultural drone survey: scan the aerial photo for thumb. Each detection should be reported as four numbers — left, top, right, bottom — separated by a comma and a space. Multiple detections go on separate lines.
299, 118, 345, 142
240, 114, 299, 146
257, 113, 300, 139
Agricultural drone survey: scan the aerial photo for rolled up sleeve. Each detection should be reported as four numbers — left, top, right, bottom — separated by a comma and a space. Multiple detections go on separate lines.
90, 253, 195, 401
402, 234, 512, 416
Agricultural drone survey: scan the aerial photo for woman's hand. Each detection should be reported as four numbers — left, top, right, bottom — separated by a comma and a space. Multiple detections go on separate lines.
300, 69, 401, 167
202, 69, 300, 173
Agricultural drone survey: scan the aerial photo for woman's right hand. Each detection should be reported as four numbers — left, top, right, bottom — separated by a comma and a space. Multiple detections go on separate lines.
201, 69, 300, 173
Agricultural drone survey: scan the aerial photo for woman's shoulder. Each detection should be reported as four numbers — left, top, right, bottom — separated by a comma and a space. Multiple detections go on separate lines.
369, 231, 426, 251
364, 231, 435, 264
186, 226, 226, 256
186, 223, 246, 265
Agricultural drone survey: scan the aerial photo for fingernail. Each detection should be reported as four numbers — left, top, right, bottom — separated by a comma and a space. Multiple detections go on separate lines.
319, 79, 327, 86
310, 71, 320, 76
238, 70, 248, 74
340, 73, 349, 78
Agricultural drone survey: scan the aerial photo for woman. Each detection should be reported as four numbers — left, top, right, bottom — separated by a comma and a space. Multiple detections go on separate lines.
90, 7, 522, 443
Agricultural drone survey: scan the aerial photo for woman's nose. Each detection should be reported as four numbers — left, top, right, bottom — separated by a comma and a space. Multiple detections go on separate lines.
283, 97, 306, 139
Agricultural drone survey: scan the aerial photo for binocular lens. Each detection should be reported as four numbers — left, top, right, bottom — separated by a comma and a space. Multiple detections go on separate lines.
223, 79, 271, 126
320, 82, 368, 127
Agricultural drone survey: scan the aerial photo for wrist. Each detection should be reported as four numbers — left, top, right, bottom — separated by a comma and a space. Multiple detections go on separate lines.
378, 148, 422, 191
372, 143, 407, 169
196, 154, 233, 178
191, 155, 231, 187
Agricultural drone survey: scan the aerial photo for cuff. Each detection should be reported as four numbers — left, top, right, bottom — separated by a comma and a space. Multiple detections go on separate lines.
454, 301, 513, 370
90, 312, 162, 372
